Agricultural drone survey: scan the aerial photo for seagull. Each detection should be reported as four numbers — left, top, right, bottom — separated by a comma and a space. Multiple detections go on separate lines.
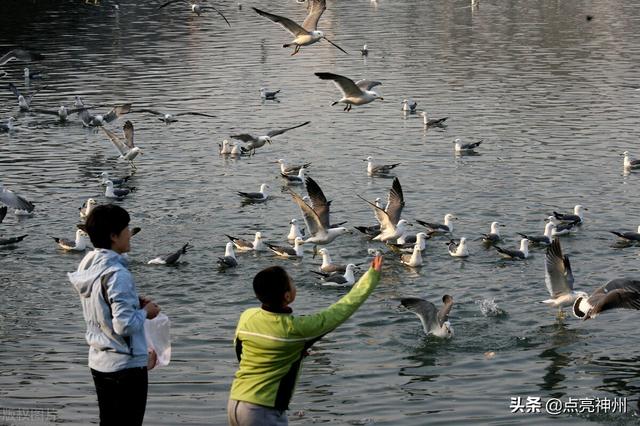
157, 0, 230, 25
226, 232, 265, 251
0, 185, 35, 215
135, 108, 216, 123
622, 151, 640, 171
447, 237, 469, 257
0, 234, 28, 246
545, 215, 579, 236
260, 88, 280, 100
100, 120, 143, 167
317, 247, 347, 274
518, 222, 555, 246
8, 82, 47, 111
0, 49, 44, 66
453, 138, 483, 153
401, 244, 423, 267
31, 105, 85, 122
494, 238, 530, 260
0, 117, 15, 133
358, 177, 407, 242
76, 98, 131, 127
420, 111, 448, 128
542, 238, 588, 317
230, 143, 241, 157
481, 221, 503, 245
217, 241, 238, 269
219, 139, 232, 155
573, 278, 640, 320
52, 229, 89, 251
553, 205, 587, 225
416, 213, 456, 235
79, 198, 97, 221
610, 226, 640, 242
237, 183, 269, 202
148, 243, 191, 265
266, 237, 304, 258
252, 0, 347, 56
287, 218, 305, 241
99, 172, 131, 186
23, 67, 42, 80
231, 121, 310, 155
401, 99, 417, 113
281, 167, 306, 185
365, 156, 400, 177
400, 295, 454, 338
312, 263, 358, 286
360, 44, 368, 56
288, 176, 350, 247
104, 181, 130, 199
315, 73, 383, 111
390, 232, 429, 253
276, 159, 311, 175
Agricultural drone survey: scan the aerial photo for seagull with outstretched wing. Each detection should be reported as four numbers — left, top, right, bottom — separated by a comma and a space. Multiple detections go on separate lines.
100, 120, 143, 167
157, 0, 230, 26
315, 72, 383, 111
8, 82, 47, 111
231, 121, 310, 155
400, 295, 454, 338
135, 108, 217, 124
0, 185, 35, 215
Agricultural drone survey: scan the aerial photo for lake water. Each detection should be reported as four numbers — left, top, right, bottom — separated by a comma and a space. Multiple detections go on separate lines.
1, 0, 640, 424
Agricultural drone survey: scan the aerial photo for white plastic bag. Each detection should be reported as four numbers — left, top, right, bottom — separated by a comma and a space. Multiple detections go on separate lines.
144, 313, 171, 368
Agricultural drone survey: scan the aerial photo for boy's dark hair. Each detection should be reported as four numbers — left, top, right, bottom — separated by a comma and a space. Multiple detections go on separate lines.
253, 266, 291, 307
85, 204, 130, 249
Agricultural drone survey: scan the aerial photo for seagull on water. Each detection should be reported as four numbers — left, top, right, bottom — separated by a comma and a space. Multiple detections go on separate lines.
101, 120, 143, 167
8, 82, 47, 111
553, 205, 587, 225
104, 180, 130, 199
447, 237, 469, 257
0, 117, 15, 133
312, 263, 358, 286
288, 176, 350, 248
217, 242, 238, 269
518, 222, 555, 246
545, 215, 578, 236
315, 72, 383, 111
0, 234, 28, 247
358, 177, 407, 242
23, 67, 42, 80
31, 105, 86, 122
622, 151, 640, 170
400, 295, 454, 338
610, 226, 640, 242
260, 88, 280, 100
360, 44, 368, 56
135, 108, 217, 124
99, 172, 131, 186
317, 247, 347, 274
494, 238, 530, 260
218, 139, 233, 155
481, 221, 503, 245
148, 243, 191, 265
416, 213, 456, 235
420, 111, 448, 128
79, 198, 97, 221
52, 229, 89, 252
75, 97, 131, 127
281, 167, 306, 185
453, 138, 483, 153
365, 156, 400, 177
237, 183, 269, 202
276, 158, 311, 175
0, 185, 35, 215
401, 99, 417, 113
0, 49, 44, 66
157, 0, 230, 25
252, 0, 347, 56
287, 218, 305, 241
231, 121, 310, 155
226, 232, 265, 251
400, 244, 423, 267
391, 231, 429, 253
266, 237, 304, 258
542, 238, 587, 317
573, 278, 640, 320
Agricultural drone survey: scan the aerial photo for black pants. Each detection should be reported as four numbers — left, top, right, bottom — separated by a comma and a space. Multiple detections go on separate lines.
91, 367, 148, 426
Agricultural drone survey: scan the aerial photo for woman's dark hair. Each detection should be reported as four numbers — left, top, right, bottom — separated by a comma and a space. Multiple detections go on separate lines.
85, 204, 130, 249
253, 266, 291, 307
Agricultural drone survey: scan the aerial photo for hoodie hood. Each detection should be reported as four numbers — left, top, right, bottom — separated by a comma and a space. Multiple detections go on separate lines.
68, 249, 129, 297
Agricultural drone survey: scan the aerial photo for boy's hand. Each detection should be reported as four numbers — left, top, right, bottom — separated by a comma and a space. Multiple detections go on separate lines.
371, 255, 383, 272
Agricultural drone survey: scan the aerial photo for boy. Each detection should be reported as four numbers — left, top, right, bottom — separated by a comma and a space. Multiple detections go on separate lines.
228, 255, 383, 426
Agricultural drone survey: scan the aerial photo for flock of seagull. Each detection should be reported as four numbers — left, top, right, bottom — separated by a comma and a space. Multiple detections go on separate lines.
2, 0, 640, 340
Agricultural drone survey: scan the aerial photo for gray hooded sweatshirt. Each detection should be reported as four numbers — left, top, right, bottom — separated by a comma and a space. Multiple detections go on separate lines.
68, 248, 148, 372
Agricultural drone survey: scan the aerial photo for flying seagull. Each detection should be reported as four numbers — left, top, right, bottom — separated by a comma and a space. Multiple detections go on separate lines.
312, 263, 358, 286
76, 97, 131, 127
481, 221, 503, 245
8, 82, 47, 111
100, 120, 143, 167
0, 185, 35, 215
517, 222, 555, 246
365, 155, 400, 177
573, 278, 640, 320
135, 108, 216, 124
148, 243, 191, 265
542, 238, 587, 317
315, 72, 383, 111
0, 49, 44, 66
231, 121, 310, 155
400, 295, 454, 338
226, 232, 265, 252
288, 176, 350, 248
217, 241, 238, 269
252, 0, 347, 55
237, 183, 269, 202
157, 0, 230, 25
357, 177, 407, 242
31, 105, 86, 122
494, 238, 530, 260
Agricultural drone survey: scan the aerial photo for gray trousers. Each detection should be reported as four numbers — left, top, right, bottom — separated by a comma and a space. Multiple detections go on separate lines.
227, 399, 288, 426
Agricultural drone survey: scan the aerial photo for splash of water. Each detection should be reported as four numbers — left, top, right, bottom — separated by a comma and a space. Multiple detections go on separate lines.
476, 298, 507, 317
